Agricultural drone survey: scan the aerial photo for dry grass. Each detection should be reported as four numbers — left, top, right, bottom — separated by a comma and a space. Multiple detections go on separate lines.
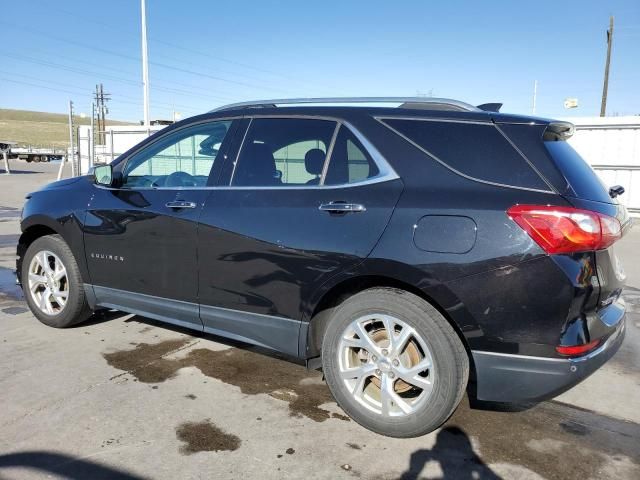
0, 108, 133, 148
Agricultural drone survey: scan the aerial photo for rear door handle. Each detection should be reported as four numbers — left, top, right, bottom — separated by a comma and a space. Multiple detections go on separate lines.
165, 200, 197, 209
319, 202, 366, 214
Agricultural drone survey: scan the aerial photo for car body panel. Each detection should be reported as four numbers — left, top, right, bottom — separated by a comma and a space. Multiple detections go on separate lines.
17, 103, 628, 406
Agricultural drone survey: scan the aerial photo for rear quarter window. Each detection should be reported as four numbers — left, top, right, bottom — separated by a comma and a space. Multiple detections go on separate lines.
380, 118, 550, 191
544, 140, 612, 204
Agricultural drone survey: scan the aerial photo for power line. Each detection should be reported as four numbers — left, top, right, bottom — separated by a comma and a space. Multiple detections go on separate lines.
0, 51, 235, 105
8, 72, 202, 111
0, 20, 291, 93
0, 77, 199, 115
13, 43, 241, 100
28, 0, 341, 92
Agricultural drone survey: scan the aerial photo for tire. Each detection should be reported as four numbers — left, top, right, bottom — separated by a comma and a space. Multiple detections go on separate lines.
321, 287, 469, 438
21, 235, 92, 328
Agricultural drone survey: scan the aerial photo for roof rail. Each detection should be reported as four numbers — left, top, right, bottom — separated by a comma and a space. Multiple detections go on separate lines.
209, 97, 481, 113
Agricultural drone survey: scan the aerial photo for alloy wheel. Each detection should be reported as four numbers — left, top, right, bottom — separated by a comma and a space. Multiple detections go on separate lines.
28, 250, 69, 315
337, 313, 434, 417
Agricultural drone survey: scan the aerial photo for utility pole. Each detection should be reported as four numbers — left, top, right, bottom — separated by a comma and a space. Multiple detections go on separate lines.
141, 0, 150, 126
532, 80, 538, 115
94, 83, 110, 144
600, 15, 614, 117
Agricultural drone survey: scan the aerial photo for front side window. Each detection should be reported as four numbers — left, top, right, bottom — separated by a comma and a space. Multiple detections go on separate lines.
232, 118, 337, 186
123, 120, 232, 188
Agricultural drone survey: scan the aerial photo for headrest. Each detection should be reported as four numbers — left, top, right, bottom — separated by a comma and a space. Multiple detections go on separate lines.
304, 148, 325, 175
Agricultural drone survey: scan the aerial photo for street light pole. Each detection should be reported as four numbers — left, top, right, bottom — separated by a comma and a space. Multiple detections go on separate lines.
141, 0, 150, 126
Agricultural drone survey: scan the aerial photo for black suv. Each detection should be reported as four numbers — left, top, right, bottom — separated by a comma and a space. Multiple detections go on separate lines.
17, 98, 629, 437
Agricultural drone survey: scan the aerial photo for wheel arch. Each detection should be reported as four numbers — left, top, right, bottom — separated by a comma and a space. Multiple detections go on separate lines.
17, 217, 78, 284
304, 273, 474, 367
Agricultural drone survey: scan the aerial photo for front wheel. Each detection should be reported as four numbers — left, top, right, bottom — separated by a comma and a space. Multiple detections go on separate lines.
21, 235, 92, 328
321, 287, 469, 438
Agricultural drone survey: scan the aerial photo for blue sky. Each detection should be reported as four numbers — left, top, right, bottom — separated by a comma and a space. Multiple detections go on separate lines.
1, 0, 638, 122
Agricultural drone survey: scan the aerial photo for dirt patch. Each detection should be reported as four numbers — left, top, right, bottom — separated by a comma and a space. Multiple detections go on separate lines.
175, 420, 241, 455
103, 339, 345, 422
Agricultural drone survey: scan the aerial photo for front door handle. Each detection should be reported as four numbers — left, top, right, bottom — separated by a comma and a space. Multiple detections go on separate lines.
165, 200, 197, 209
319, 202, 366, 214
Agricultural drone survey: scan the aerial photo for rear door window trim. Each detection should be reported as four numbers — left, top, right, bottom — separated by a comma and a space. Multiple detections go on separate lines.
223, 114, 399, 190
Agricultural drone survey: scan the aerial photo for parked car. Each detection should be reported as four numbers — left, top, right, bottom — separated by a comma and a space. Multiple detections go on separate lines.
17, 97, 629, 437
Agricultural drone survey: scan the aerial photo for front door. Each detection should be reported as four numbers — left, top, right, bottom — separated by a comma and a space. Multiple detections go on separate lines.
83, 119, 237, 330
197, 117, 403, 354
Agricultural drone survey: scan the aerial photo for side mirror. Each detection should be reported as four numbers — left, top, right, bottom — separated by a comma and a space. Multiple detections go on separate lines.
94, 164, 113, 186
609, 185, 625, 199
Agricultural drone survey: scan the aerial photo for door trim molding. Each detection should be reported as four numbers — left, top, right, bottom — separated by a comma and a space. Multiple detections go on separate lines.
200, 303, 301, 357
90, 285, 303, 357
92, 285, 201, 330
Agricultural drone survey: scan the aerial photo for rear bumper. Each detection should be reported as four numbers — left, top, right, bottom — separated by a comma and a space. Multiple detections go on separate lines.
472, 315, 626, 403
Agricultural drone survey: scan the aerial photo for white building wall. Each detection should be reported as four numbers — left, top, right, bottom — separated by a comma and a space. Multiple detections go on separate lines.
564, 116, 640, 214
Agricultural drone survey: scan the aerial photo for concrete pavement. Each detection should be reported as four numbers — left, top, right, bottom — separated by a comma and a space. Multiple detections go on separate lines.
0, 162, 638, 479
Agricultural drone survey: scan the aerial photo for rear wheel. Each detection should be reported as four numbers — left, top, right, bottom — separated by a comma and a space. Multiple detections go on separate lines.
21, 235, 92, 328
321, 287, 469, 437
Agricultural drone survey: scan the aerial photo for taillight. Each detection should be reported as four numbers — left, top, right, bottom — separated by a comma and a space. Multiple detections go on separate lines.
507, 205, 621, 254
556, 339, 601, 356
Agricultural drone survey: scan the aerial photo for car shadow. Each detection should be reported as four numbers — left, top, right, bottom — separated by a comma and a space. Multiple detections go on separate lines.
0, 451, 148, 480
70, 309, 132, 328
121, 314, 305, 366
399, 426, 501, 480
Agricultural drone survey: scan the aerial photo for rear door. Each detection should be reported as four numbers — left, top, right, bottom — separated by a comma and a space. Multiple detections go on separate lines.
197, 116, 403, 355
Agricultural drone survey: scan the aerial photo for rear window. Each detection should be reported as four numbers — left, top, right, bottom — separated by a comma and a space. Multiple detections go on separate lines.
544, 140, 612, 204
381, 118, 549, 190
324, 126, 379, 185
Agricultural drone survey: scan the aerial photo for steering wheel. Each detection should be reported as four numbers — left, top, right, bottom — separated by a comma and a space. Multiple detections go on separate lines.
164, 171, 196, 187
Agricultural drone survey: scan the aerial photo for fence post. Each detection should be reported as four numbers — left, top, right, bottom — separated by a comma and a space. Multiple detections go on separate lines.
90, 103, 95, 169
110, 129, 115, 161
75, 126, 81, 176
2, 151, 9, 175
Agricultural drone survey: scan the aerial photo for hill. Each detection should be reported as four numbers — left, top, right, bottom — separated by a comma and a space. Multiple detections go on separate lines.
0, 108, 134, 148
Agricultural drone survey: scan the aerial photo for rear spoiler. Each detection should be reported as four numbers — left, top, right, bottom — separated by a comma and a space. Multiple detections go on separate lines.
543, 122, 575, 141
476, 103, 503, 112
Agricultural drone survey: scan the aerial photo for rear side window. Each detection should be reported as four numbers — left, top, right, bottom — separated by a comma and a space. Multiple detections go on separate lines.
544, 140, 611, 204
232, 118, 336, 186
325, 126, 379, 185
381, 119, 549, 190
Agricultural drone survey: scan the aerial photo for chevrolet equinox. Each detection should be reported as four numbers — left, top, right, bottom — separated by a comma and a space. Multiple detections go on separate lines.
17, 97, 629, 437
